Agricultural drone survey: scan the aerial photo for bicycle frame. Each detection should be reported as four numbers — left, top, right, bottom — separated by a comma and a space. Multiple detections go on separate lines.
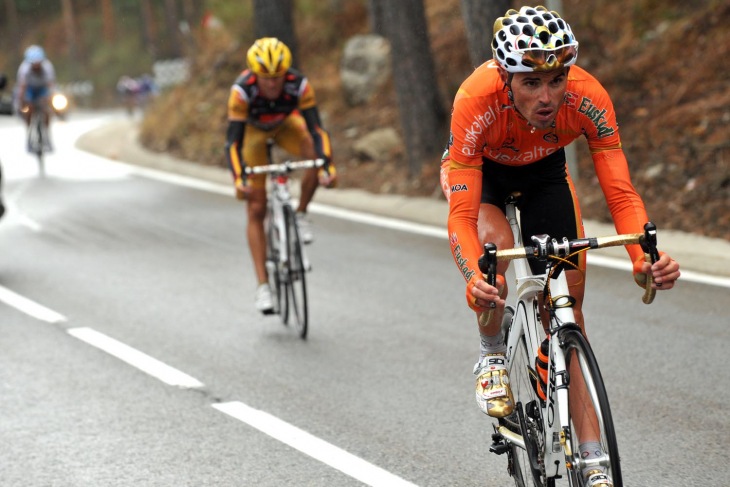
491, 198, 644, 484
267, 169, 311, 272
494, 201, 574, 480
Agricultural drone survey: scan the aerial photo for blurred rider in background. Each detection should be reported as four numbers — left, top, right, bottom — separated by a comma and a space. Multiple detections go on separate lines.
16, 45, 56, 151
225, 37, 335, 314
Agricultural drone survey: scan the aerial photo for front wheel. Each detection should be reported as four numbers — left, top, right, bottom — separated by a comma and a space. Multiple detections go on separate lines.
265, 205, 285, 316
561, 329, 622, 487
283, 205, 308, 339
28, 114, 45, 175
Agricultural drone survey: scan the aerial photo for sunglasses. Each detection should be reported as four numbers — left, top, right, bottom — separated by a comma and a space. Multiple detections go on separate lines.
520, 44, 577, 70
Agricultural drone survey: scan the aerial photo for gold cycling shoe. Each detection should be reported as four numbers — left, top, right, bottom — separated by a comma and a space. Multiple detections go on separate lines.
474, 354, 514, 418
584, 470, 613, 487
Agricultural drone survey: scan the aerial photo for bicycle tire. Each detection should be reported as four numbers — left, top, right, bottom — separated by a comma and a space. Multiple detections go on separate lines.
265, 204, 285, 316
283, 204, 308, 339
504, 319, 548, 487
28, 112, 45, 174
560, 329, 623, 487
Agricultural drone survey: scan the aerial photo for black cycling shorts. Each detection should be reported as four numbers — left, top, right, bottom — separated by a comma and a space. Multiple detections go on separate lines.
481, 148, 582, 272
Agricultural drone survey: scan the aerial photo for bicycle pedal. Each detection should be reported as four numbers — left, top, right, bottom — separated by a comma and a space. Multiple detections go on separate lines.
489, 440, 510, 455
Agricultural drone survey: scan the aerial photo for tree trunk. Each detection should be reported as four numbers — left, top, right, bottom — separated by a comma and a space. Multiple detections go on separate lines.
252, 0, 298, 67
163, 0, 183, 58
140, 0, 158, 60
4, 0, 21, 56
380, 0, 446, 177
460, 0, 509, 67
101, 0, 115, 43
368, 0, 386, 36
60, 0, 80, 76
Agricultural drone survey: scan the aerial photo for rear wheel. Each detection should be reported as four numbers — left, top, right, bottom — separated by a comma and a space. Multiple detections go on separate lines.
561, 329, 622, 487
283, 205, 308, 339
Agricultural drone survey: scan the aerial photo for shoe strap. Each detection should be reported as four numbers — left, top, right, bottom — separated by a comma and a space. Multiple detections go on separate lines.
474, 354, 506, 375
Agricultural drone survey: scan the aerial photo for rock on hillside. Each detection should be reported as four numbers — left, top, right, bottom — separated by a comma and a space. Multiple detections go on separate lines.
139, 0, 729, 240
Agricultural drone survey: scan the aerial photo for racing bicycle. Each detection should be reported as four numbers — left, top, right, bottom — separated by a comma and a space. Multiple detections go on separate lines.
480, 193, 659, 486
24, 98, 51, 175
245, 145, 324, 340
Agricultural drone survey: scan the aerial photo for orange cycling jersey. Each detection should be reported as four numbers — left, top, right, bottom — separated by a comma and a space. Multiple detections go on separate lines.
444, 61, 649, 286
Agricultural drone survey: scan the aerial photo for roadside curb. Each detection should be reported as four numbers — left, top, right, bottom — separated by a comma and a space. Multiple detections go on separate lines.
75, 118, 730, 281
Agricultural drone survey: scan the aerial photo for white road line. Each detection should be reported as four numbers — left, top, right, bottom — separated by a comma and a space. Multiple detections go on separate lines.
309, 202, 448, 239
587, 254, 730, 288
66, 327, 204, 389
0, 284, 67, 323
213, 401, 419, 487
104, 158, 729, 289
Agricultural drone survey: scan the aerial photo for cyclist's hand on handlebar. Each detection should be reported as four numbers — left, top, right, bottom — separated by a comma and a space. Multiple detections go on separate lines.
633, 251, 680, 290
318, 164, 337, 188
234, 177, 252, 200
468, 275, 506, 313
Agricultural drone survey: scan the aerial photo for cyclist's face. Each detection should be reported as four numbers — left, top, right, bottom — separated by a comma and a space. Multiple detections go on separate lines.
508, 69, 568, 130
257, 75, 285, 100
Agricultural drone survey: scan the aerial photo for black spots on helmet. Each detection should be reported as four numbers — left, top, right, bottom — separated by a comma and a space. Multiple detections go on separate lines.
538, 30, 550, 44
522, 24, 535, 36
498, 30, 508, 42
510, 24, 521, 35
557, 19, 566, 30
517, 39, 529, 50
532, 15, 545, 27
548, 21, 559, 34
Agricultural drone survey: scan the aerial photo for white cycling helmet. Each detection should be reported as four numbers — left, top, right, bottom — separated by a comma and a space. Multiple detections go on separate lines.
24, 45, 46, 64
492, 5, 578, 73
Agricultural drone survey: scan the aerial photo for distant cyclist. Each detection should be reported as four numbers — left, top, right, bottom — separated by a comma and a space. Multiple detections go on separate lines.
441, 6, 680, 487
16, 45, 56, 151
225, 37, 335, 313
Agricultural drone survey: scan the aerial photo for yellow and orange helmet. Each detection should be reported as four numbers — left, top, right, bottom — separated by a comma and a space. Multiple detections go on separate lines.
246, 37, 292, 77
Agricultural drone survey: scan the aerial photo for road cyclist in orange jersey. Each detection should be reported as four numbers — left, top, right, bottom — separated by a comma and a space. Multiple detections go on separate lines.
440, 6, 680, 487
225, 37, 335, 314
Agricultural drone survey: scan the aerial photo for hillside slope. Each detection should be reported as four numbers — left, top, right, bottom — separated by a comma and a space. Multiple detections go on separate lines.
139, 0, 729, 240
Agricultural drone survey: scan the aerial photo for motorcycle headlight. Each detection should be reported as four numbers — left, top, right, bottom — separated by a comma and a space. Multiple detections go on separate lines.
52, 93, 69, 111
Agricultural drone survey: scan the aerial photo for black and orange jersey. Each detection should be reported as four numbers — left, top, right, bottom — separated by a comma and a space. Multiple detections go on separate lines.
444, 60, 649, 288
225, 68, 332, 189
227, 68, 316, 131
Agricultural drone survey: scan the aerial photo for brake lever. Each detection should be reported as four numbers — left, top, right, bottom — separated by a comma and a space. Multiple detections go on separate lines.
639, 222, 659, 304
478, 243, 498, 287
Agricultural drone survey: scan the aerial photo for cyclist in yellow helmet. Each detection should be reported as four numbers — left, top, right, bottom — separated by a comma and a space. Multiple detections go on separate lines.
225, 37, 335, 313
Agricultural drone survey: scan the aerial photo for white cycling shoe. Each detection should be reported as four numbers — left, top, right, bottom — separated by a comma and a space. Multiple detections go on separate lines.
255, 284, 274, 315
295, 212, 313, 244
